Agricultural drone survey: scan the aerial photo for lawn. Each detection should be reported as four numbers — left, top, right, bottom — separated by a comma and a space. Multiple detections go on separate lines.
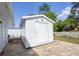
54, 33, 79, 44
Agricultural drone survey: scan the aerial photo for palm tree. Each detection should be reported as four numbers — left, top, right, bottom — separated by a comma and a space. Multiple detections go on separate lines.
39, 3, 50, 14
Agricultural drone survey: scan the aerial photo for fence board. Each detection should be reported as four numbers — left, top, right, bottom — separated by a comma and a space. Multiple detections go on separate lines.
54, 32, 79, 39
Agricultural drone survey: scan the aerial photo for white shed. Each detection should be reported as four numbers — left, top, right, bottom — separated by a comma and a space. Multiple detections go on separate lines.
0, 3, 14, 53
20, 15, 55, 48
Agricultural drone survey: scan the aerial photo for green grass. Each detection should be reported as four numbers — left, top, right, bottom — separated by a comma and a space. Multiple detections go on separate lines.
54, 34, 79, 44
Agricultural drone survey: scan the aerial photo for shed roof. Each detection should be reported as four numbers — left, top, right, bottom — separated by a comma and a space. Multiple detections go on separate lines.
20, 14, 55, 26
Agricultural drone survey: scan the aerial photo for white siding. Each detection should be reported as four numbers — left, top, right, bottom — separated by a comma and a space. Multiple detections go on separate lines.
0, 3, 14, 53
21, 16, 53, 48
48, 22, 53, 42
8, 28, 21, 39
0, 19, 8, 53
0, 20, 3, 53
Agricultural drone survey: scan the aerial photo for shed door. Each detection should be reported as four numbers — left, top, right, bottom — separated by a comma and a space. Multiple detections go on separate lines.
30, 22, 49, 46
26, 20, 49, 46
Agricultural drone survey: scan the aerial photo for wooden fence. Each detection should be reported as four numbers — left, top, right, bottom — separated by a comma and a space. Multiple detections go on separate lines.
54, 32, 79, 39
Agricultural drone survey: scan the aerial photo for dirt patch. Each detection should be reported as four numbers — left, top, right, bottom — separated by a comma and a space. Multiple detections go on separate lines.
0, 39, 38, 56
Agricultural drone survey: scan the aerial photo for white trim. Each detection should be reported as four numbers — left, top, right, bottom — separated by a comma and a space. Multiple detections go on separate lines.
22, 15, 55, 23
20, 14, 55, 26
6, 3, 14, 26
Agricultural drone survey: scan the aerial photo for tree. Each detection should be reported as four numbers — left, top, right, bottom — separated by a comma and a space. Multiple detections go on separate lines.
39, 3, 56, 21
46, 11, 56, 21
53, 18, 76, 32
63, 18, 75, 26
54, 20, 65, 32
39, 3, 50, 14
63, 18, 76, 31
70, 2, 79, 28
70, 2, 79, 18
39, 3, 57, 31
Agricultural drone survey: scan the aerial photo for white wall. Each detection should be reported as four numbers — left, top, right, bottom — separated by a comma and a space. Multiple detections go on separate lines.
8, 28, 21, 39
0, 20, 3, 53
0, 19, 8, 53
0, 3, 13, 53
21, 17, 53, 48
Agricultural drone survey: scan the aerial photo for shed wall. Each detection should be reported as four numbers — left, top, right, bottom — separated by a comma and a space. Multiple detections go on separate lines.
21, 17, 53, 48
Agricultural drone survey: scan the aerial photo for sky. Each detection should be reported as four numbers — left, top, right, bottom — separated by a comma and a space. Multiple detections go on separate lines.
12, 2, 72, 27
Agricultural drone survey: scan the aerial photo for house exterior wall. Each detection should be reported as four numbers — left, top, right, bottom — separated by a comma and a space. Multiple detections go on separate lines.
0, 3, 13, 53
0, 19, 8, 53
0, 20, 3, 53
21, 17, 53, 48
